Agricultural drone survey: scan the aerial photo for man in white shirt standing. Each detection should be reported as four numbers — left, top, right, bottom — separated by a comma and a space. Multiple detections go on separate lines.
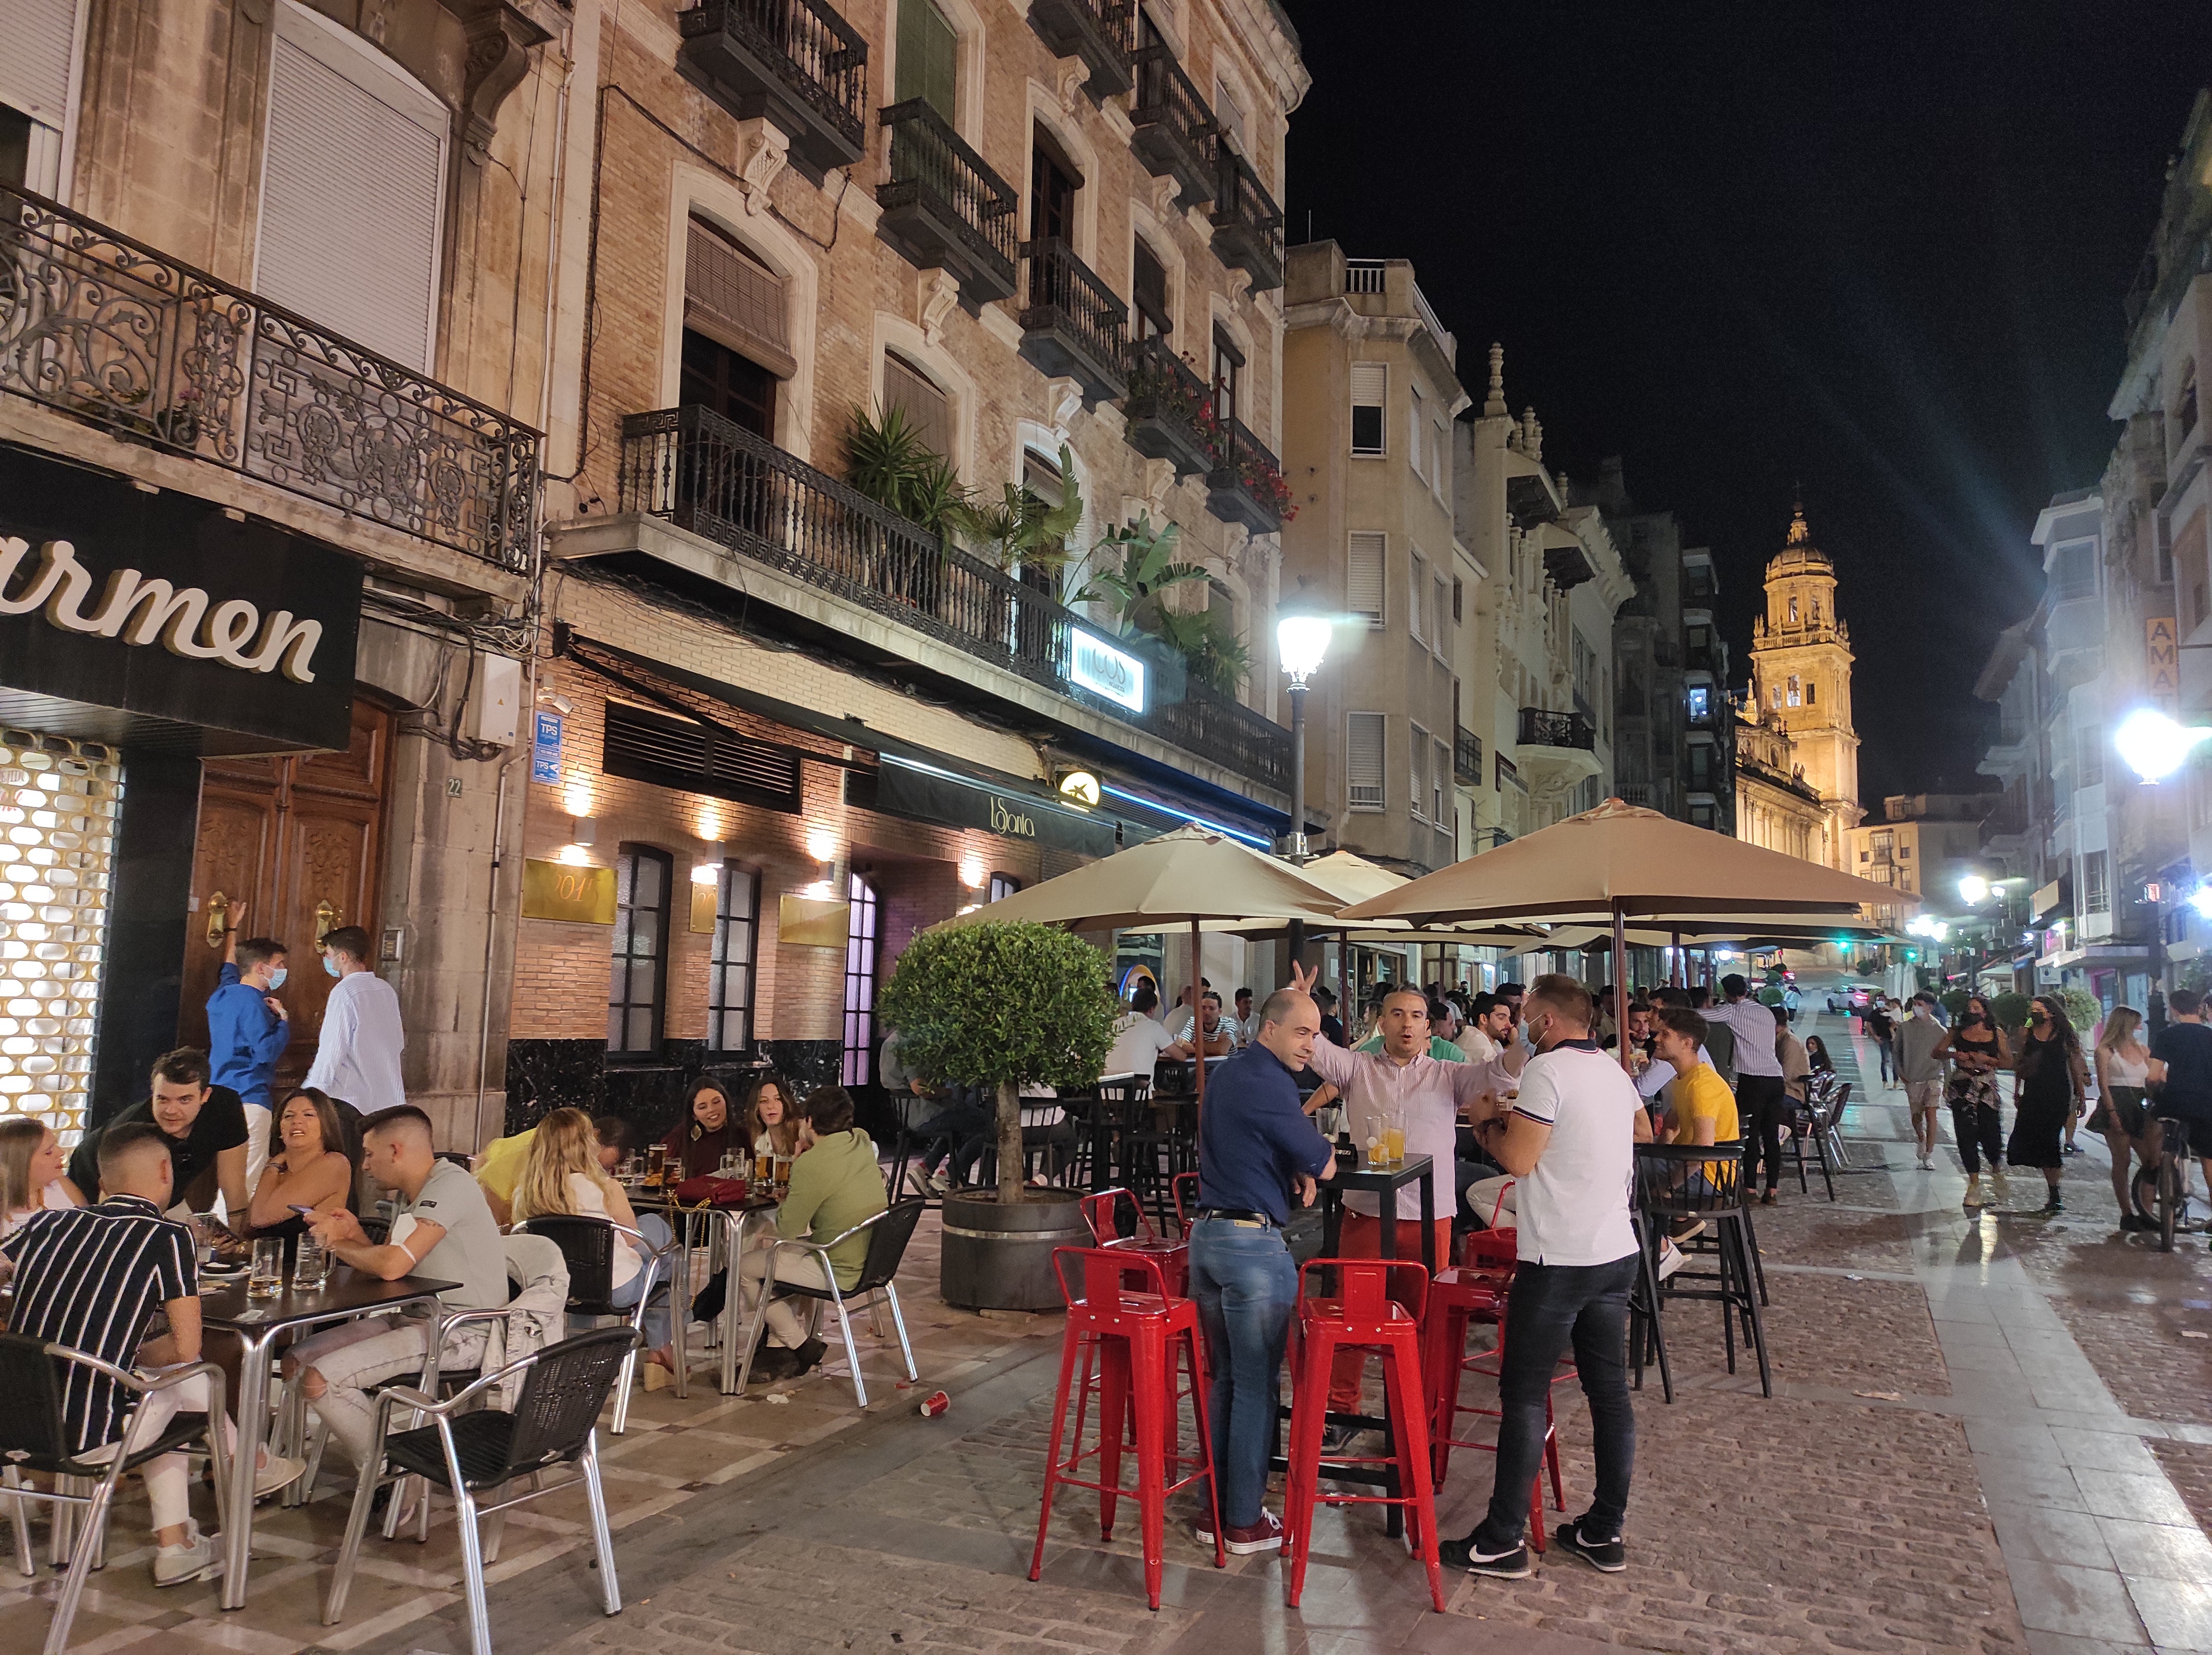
303, 927, 406, 1112
1443, 974, 1650, 1581
1706, 973, 1788, 1204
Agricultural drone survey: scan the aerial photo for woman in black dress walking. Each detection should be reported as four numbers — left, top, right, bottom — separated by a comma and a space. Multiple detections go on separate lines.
1934, 996, 2010, 1209
2012, 996, 2088, 1214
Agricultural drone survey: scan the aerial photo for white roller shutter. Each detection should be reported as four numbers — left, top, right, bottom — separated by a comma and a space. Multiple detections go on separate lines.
1347, 712, 1384, 812
0, 0, 76, 127
256, 2, 447, 370
1348, 531, 1384, 628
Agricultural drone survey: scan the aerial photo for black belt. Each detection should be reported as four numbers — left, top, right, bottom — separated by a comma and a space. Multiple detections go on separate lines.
1195, 1207, 1277, 1228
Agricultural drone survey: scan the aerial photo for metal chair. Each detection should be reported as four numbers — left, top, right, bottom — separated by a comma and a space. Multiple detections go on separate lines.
0, 1334, 232, 1654
1633, 1142, 1769, 1397
513, 1215, 672, 1434
1785, 1084, 1839, 1200
735, 1199, 924, 1406
322, 1327, 635, 1655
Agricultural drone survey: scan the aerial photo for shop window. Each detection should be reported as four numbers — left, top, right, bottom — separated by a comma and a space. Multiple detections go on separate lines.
896, 0, 958, 122
1133, 238, 1171, 340
609, 846, 672, 1057
840, 872, 881, 1086
708, 860, 760, 1053
989, 872, 1021, 902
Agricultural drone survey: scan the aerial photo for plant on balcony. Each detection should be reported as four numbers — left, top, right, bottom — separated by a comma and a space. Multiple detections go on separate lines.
1234, 448, 1298, 524
947, 441, 1085, 577
843, 402, 969, 537
1071, 513, 1248, 693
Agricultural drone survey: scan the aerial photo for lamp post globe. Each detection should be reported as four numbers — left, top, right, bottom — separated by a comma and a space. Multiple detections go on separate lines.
1276, 606, 1332, 868
2115, 706, 2212, 784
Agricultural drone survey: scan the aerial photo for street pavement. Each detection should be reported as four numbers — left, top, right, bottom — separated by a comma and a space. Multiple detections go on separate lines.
5, 987, 2210, 1655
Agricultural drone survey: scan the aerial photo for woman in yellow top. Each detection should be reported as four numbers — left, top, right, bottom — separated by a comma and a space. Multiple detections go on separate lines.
1652, 1007, 1740, 1196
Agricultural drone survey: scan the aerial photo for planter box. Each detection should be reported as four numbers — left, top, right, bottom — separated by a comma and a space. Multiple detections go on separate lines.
939, 1186, 1088, 1311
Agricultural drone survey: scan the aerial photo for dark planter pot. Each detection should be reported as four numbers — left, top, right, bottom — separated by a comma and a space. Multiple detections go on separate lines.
939, 1187, 1087, 1311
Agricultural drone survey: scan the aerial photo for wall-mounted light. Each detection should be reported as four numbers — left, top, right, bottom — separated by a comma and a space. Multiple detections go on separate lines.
805, 826, 839, 863
568, 815, 596, 847
537, 691, 576, 716
563, 779, 594, 817
959, 854, 987, 890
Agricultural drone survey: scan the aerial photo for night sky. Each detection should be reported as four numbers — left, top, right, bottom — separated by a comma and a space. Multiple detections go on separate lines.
1278, 3, 2212, 801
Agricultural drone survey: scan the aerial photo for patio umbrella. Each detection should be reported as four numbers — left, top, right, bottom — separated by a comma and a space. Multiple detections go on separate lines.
1337, 798, 1919, 1066
938, 824, 1348, 1101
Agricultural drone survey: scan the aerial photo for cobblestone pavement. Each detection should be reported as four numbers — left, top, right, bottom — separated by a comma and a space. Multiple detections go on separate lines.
6, 995, 2212, 1655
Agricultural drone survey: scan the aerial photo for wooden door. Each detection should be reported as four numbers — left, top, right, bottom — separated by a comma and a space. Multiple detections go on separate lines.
178, 700, 390, 1085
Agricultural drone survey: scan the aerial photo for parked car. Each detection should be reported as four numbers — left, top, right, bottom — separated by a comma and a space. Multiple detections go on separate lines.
1825, 982, 1879, 1014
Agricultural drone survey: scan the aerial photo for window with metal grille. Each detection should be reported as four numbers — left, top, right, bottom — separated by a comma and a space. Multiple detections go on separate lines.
883, 351, 952, 461
1408, 551, 1425, 643
1349, 532, 1384, 628
686, 217, 795, 378
841, 872, 881, 1084
1410, 721, 1429, 817
609, 846, 672, 1056
602, 701, 802, 815
1350, 361, 1385, 455
708, 860, 760, 1053
1347, 711, 1385, 810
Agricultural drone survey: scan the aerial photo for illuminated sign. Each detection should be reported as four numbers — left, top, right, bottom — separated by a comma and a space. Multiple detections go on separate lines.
1069, 629, 1147, 712
1056, 768, 1101, 807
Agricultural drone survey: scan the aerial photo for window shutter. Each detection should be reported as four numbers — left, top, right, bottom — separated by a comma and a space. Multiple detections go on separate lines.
0, 0, 75, 126
1350, 361, 1386, 455
1408, 552, 1425, 643
1348, 532, 1384, 628
258, 8, 446, 371
686, 218, 797, 378
1410, 723, 1428, 814
1433, 736, 1449, 824
881, 351, 952, 461
897, 0, 958, 120
1409, 384, 1425, 480
1347, 712, 1385, 810
1434, 575, 1450, 646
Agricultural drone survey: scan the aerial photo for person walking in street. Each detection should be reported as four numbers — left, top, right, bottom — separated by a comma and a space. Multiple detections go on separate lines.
1895, 992, 1950, 1170
1442, 974, 1650, 1579
1185, 983, 1337, 1555
302, 926, 405, 1113
1708, 974, 1788, 1204
1867, 995, 1899, 1088
2012, 996, 2088, 1213
207, 907, 290, 1187
2147, 988, 2212, 1229
1934, 995, 2010, 1208
2093, 1006, 2154, 1231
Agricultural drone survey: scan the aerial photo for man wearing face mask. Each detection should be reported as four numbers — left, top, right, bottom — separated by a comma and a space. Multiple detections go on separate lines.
304, 926, 407, 1113
208, 912, 291, 1187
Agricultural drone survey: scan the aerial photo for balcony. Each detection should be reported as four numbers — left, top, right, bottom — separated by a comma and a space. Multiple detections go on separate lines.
0, 190, 536, 572
677, 0, 869, 179
1454, 725, 1483, 787
1123, 337, 1211, 478
1017, 238, 1130, 407
618, 404, 1290, 790
1026, 0, 1135, 99
1205, 416, 1290, 534
1129, 43, 1216, 206
1208, 138, 1284, 292
876, 100, 1018, 306
1516, 706, 1601, 796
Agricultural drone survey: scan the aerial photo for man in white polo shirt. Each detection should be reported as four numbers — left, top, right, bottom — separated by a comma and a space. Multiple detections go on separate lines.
1443, 973, 1650, 1582
1707, 973, 1787, 1204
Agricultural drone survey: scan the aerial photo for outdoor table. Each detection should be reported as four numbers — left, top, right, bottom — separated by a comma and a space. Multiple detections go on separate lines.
617, 1180, 714, 1399
200, 1267, 457, 1610
622, 1179, 784, 1395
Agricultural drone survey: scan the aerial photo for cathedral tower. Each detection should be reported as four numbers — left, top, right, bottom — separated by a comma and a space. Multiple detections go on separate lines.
1747, 502, 1864, 867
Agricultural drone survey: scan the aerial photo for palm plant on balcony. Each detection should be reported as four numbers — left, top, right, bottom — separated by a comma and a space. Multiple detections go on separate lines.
946, 442, 1085, 578
843, 403, 969, 537
1072, 513, 1251, 695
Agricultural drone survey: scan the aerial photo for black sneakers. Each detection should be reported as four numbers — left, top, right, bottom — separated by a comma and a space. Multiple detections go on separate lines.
1438, 1534, 1532, 1578
1552, 1519, 1627, 1572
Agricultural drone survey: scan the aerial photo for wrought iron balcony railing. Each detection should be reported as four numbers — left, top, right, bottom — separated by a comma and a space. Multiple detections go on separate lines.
1205, 415, 1290, 534
1017, 237, 1130, 406
1208, 137, 1284, 291
1517, 707, 1597, 752
1130, 42, 1216, 205
619, 404, 1290, 790
877, 99, 1019, 305
1123, 337, 1210, 478
0, 190, 537, 573
1454, 725, 1483, 787
1027, 0, 1136, 98
677, 0, 869, 175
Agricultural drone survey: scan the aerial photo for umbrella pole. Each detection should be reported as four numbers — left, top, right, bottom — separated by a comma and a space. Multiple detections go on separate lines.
1613, 901, 1631, 1073
1671, 930, 1682, 989
1192, 915, 1206, 1107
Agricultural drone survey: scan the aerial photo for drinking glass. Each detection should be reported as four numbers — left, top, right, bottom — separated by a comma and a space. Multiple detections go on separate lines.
645, 1144, 667, 1186
755, 1147, 774, 1182
772, 1153, 793, 1191
1364, 1114, 1387, 1167
294, 1234, 330, 1293
248, 1238, 285, 1299
191, 1213, 217, 1269
1383, 1106, 1407, 1165
719, 1151, 739, 1177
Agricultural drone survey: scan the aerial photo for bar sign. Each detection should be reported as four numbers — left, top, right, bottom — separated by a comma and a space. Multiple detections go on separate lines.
532, 710, 563, 784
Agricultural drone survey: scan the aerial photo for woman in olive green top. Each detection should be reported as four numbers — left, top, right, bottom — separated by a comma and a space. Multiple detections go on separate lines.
742, 1086, 887, 1381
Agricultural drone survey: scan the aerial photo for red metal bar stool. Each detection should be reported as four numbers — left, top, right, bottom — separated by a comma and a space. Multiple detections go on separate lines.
1423, 1265, 1564, 1553
1081, 1187, 1189, 1297
1029, 1246, 1223, 1608
1282, 1257, 1445, 1612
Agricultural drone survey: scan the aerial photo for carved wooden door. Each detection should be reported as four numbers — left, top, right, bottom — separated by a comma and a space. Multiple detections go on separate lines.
179, 699, 390, 1085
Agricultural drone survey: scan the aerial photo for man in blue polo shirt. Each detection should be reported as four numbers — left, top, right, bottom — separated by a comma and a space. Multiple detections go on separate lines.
1187, 983, 1338, 1556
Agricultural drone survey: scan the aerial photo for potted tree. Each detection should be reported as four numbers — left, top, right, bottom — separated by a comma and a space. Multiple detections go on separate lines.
878, 920, 1115, 1310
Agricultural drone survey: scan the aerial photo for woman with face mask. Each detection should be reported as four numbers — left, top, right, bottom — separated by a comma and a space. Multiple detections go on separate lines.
2012, 997, 2087, 1214
1933, 996, 2010, 1209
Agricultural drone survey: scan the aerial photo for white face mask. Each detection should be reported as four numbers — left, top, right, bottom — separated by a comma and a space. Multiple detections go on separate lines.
267, 966, 288, 991
324, 954, 342, 978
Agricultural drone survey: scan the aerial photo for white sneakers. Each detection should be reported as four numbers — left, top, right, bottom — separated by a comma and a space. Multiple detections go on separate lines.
153, 1520, 217, 1586
1915, 1153, 1934, 1171
254, 1452, 307, 1501
1657, 1238, 1686, 1281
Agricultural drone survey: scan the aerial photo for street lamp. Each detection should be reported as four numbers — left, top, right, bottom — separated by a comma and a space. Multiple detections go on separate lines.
1277, 603, 1333, 864
2115, 706, 2212, 783
1958, 874, 1990, 906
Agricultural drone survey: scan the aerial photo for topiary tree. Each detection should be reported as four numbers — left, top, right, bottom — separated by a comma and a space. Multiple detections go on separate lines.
1990, 991, 2033, 1034
878, 921, 1117, 1204
2055, 984, 2099, 1034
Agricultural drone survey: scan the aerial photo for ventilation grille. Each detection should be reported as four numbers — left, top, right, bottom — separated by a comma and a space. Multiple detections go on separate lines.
602, 701, 801, 814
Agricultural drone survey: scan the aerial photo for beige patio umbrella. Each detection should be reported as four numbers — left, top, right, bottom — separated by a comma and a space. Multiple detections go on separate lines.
938, 824, 1348, 1101
1198, 849, 1550, 950
1338, 799, 1919, 1065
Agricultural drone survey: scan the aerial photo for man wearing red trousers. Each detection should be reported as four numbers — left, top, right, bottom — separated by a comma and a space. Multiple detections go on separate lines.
1299, 975, 1517, 1451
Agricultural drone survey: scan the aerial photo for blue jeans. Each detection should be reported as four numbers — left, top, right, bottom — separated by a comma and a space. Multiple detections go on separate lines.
1187, 1217, 1297, 1528
1471, 1253, 1639, 1549
594, 1211, 673, 1351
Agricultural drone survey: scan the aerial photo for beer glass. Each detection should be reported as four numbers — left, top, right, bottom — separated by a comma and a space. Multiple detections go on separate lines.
294, 1234, 330, 1293
248, 1239, 284, 1299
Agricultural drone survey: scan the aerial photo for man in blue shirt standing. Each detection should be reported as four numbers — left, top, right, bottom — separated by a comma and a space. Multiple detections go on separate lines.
1188, 982, 1337, 1556
207, 906, 290, 1186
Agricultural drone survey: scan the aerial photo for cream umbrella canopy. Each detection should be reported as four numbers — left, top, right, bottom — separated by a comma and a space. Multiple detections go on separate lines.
938, 824, 1349, 1099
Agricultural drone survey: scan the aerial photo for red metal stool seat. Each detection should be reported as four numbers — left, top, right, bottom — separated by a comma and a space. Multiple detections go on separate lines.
1423, 1265, 1564, 1552
1082, 1188, 1189, 1297
1029, 1246, 1222, 1608
1282, 1257, 1445, 1612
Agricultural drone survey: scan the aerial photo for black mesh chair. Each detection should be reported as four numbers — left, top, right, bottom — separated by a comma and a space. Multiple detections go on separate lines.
513, 1216, 673, 1434
735, 1199, 925, 1407
1785, 1082, 1840, 1200
322, 1327, 634, 1655
0, 1334, 232, 1654
1633, 1142, 1770, 1397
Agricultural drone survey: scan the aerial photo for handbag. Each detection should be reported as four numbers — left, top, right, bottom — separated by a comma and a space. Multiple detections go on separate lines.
673, 1174, 752, 1207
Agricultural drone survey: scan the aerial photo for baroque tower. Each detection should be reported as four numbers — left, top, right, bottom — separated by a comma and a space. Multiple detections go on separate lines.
1747, 502, 1864, 867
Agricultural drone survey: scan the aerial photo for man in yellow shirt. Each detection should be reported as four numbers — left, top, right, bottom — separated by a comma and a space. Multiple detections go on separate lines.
1652, 1007, 1739, 1197
471, 1127, 536, 1226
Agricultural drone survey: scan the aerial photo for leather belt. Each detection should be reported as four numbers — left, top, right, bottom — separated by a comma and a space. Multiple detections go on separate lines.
1195, 1207, 1276, 1228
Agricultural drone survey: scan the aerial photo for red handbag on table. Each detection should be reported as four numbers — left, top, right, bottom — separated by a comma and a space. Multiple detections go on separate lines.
673, 1174, 752, 1207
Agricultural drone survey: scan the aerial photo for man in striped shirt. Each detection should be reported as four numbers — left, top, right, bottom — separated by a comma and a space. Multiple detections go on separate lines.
1, 1123, 303, 1585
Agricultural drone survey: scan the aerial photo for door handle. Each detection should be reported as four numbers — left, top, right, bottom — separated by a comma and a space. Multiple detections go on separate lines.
206, 892, 230, 950
314, 899, 343, 950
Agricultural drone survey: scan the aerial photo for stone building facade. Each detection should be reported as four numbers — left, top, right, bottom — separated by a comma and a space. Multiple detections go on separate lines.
1741, 503, 1863, 870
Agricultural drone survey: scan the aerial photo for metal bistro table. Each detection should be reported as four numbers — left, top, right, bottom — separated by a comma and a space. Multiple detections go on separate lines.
200, 1267, 458, 1610
622, 1181, 783, 1395
1274, 1150, 1438, 1540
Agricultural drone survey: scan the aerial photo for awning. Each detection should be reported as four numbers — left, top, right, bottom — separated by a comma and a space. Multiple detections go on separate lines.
846, 755, 1116, 857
